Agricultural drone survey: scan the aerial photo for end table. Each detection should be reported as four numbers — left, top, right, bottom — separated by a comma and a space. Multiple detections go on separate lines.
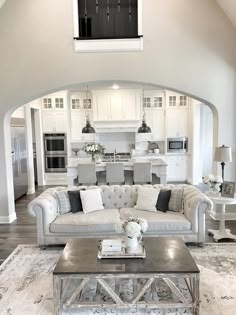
205, 193, 236, 242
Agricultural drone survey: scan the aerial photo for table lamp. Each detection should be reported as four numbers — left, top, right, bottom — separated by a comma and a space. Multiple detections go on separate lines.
214, 145, 232, 180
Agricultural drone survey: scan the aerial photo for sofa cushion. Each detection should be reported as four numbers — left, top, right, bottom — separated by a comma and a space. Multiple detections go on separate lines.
134, 187, 160, 212
156, 190, 171, 212
50, 209, 120, 234
120, 208, 191, 232
54, 191, 71, 214
80, 188, 104, 213
168, 189, 184, 213
67, 189, 85, 213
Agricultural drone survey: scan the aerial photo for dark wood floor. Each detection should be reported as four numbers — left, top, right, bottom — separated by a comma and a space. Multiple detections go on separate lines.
0, 184, 236, 265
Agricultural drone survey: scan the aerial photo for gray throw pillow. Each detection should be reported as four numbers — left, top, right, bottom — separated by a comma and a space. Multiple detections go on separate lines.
168, 189, 184, 213
55, 191, 71, 215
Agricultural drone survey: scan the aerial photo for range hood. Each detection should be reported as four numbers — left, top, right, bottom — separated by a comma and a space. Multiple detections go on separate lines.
94, 121, 139, 133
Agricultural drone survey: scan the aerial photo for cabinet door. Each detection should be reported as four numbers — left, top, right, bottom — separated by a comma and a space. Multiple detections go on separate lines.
110, 95, 123, 120
42, 112, 55, 132
54, 112, 67, 132
71, 112, 86, 141
166, 109, 188, 137
166, 156, 178, 181
93, 95, 110, 121
178, 156, 189, 180
152, 109, 165, 139
122, 95, 139, 120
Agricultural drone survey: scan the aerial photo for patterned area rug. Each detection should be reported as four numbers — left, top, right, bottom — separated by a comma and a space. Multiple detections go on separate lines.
0, 244, 235, 315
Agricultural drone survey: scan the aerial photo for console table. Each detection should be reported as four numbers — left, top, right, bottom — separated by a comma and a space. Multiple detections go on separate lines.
206, 193, 236, 242
53, 238, 200, 314
66, 159, 168, 187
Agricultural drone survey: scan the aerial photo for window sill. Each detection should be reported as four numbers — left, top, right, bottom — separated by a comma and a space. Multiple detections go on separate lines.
74, 37, 143, 53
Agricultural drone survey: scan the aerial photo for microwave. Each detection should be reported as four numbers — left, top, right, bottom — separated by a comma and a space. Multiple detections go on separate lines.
167, 137, 188, 153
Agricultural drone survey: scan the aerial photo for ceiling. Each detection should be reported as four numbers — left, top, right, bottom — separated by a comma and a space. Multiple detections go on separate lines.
216, 0, 236, 28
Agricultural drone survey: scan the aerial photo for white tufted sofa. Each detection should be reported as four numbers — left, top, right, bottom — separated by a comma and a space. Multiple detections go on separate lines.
28, 184, 213, 247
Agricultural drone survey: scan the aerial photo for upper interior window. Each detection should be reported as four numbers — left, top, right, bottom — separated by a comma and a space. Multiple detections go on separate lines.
77, 0, 138, 39
73, 0, 143, 52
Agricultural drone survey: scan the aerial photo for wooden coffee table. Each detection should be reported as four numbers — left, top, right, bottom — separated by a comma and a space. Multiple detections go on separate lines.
53, 237, 200, 314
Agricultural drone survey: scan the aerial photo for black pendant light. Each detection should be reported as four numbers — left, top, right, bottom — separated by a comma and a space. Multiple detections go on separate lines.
82, 86, 95, 134
138, 88, 152, 133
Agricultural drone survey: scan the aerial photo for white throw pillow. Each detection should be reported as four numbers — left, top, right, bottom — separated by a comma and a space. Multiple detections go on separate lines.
80, 188, 104, 214
134, 186, 160, 212
54, 191, 71, 215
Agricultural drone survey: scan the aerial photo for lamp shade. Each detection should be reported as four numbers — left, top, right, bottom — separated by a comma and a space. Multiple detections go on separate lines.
214, 145, 232, 162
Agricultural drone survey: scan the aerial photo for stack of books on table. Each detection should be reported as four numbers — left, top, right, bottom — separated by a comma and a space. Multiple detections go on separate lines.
101, 239, 122, 253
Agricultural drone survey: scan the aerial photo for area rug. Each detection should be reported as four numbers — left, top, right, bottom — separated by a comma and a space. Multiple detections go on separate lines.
0, 244, 235, 315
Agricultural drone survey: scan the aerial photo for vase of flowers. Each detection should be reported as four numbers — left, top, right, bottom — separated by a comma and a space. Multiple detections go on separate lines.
203, 174, 223, 194
122, 217, 148, 252
82, 143, 104, 162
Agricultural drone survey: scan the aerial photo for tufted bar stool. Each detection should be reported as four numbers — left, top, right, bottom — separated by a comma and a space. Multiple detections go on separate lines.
133, 162, 152, 184
77, 163, 97, 185
106, 162, 125, 185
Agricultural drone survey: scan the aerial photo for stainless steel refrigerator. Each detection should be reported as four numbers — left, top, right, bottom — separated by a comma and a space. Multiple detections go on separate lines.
11, 126, 28, 200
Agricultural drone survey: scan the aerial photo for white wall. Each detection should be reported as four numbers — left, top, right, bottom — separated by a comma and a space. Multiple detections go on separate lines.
99, 133, 135, 153
0, 0, 236, 222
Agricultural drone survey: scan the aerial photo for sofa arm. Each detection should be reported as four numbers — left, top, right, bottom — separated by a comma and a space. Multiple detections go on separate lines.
27, 187, 61, 246
183, 186, 213, 237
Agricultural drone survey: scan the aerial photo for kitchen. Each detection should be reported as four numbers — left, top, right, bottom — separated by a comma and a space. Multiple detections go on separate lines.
11, 83, 213, 192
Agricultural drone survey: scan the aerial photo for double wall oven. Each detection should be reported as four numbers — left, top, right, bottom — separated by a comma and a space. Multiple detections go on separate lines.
44, 133, 67, 172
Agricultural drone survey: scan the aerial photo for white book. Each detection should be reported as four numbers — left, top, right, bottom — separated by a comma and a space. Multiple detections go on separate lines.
102, 239, 122, 252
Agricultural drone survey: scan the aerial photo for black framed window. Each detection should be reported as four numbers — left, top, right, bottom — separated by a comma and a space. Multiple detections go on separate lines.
77, 0, 138, 39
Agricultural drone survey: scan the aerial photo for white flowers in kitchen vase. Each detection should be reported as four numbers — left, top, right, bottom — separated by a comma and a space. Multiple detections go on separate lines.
122, 217, 148, 252
203, 174, 223, 194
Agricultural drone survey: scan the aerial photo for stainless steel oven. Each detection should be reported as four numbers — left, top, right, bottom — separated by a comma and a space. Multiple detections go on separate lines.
167, 137, 188, 153
45, 154, 67, 173
44, 133, 67, 172
44, 133, 67, 155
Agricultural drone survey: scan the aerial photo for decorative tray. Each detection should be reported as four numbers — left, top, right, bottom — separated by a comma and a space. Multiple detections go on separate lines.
97, 240, 146, 259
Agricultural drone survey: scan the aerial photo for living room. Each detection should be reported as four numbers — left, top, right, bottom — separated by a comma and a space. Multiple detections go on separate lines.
0, 0, 236, 314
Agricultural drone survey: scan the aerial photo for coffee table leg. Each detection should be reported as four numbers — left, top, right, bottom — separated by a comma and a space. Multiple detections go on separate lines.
53, 275, 62, 315
192, 274, 200, 315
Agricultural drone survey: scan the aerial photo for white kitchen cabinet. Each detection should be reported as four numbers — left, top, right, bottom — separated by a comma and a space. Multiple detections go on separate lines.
70, 112, 86, 141
93, 90, 140, 121
166, 155, 189, 181
42, 91, 68, 133
166, 109, 189, 137
145, 109, 165, 140
166, 92, 189, 109
42, 112, 67, 132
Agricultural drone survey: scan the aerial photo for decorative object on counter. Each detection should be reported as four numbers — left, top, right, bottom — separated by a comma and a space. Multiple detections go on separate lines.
82, 143, 105, 162
221, 181, 235, 198
214, 145, 232, 180
82, 85, 95, 133
71, 147, 80, 156
203, 174, 223, 194
122, 216, 148, 252
138, 87, 151, 133
129, 144, 135, 156
148, 141, 159, 153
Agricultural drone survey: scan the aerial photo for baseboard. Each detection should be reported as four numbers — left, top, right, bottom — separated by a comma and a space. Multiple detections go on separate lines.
0, 212, 17, 224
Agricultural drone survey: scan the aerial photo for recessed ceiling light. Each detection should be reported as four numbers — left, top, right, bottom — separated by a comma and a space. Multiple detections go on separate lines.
112, 84, 119, 90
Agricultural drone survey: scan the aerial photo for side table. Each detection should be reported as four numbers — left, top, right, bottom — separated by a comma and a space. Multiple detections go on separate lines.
205, 192, 236, 242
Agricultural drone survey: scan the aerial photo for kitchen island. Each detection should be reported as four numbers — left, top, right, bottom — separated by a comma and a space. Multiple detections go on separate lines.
67, 159, 168, 187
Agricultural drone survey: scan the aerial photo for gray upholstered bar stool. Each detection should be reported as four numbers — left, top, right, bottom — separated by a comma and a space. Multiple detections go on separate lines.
106, 162, 125, 185
77, 163, 97, 185
133, 162, 152, 184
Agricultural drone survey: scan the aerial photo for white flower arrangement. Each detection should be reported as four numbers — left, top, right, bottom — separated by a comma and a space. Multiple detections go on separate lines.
122, 217, 148, 239
83, 143, 104, 155
203, 174, 223, 192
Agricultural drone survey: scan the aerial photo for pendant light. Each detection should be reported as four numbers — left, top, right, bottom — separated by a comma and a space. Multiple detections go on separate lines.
82, 86, 95, 134
138, 88, 152, 133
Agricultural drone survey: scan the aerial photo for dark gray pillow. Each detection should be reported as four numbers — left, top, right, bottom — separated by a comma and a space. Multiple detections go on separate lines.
156, 190, 171, 212
67, 189, 85, 213
168, 189, 184, 213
